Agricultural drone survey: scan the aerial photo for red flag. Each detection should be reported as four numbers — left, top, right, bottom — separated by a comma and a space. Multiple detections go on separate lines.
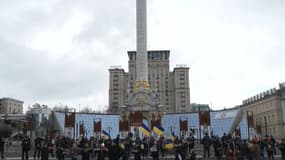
119, 120, 129, 131
199, 111, 211, 126
180, 119, 188, 131
64, 112, 75, 128
94, 119, 102, 132
129, 112, 143, 126
79, 122, 84, 135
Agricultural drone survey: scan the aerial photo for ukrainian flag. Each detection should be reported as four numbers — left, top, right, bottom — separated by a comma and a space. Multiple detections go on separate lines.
164, 139, 174, 150
153, 126, 164, 136
140, 123, 151, 136
169, 135, 175, 142
102, 130, 110, 139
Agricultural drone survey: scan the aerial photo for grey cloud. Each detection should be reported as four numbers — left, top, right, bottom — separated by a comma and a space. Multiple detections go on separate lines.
1, 0, 285, 111
0, 38, 105, 100
0, 0, 135, 110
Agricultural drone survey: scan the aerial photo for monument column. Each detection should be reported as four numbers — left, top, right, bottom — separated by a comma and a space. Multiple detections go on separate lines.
123, 0, 162, 113
136, 0, 148, 82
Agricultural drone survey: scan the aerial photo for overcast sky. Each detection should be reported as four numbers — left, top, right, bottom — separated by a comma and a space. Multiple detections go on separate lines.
1, 0, 285, 112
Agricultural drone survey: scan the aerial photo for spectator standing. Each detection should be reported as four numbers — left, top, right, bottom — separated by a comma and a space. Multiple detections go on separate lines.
21, 136, 31, 160
277, 139, 285, 160
150, 139, 159, 160
250, 138, 260, 160
270, 135, 277, 155
41, 143, 49, 160
264, 135, 274, 160
202, 133, 211, 158
0, 138, 5, 160
33, 137, 42, 159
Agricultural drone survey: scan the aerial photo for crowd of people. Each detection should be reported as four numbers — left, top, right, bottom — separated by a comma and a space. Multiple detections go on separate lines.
20, 133, 197, 160
16, 132, 285, 160
201, 133, 285, 160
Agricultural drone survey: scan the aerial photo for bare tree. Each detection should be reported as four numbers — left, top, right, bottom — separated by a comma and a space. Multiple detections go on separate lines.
79, 107, 94, 113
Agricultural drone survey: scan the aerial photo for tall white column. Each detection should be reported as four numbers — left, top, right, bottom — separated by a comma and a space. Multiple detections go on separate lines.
136, 0, 148, 81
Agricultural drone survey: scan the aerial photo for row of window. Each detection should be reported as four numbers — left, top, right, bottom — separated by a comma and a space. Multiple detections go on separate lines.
255, 113, 276, 125
252, 101, 275, 113
0, 107, 21, 113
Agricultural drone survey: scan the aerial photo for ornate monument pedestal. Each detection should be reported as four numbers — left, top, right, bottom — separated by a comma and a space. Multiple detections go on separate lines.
119, 81, 164, 138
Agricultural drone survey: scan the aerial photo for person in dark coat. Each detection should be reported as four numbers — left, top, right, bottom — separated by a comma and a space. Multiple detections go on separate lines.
69, 143, 79, 160
212, 136, 223, 160
133, 137, 142, 160
187, 134, 195, 154
108, 140, 120, 160
237, 140, 248, 160
55, 144, 65, 160
270, 135, 277, 155
159, 135, 166, 157
0, 137, 5, 159
21, 136, 31, 160
150, 139, 159, 160
141, 137, 149, 159
265, 135, 274, 160
221, 133, 228, 155
47, 137, 54, 158
202, 133, 211, 158
259, 139, 266, 160
277, 139, 285, 160
97, 141, 107, 160
34, 137, 42, 159
41, 143, 49, 160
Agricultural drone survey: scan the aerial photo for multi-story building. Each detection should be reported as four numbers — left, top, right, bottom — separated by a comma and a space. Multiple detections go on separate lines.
109, 50, 190, 113
191, 103, 210, 112
108, 67, 128, 113
241, 82, 285, 139
0, 97, 23, 114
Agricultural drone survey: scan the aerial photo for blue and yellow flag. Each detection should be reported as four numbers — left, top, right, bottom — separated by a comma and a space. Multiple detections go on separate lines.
164, 139, 174, 150
153, 125, 164, 136
102, 130, 110, 139
140, 123, 151, 136
169, 134, 175, 142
